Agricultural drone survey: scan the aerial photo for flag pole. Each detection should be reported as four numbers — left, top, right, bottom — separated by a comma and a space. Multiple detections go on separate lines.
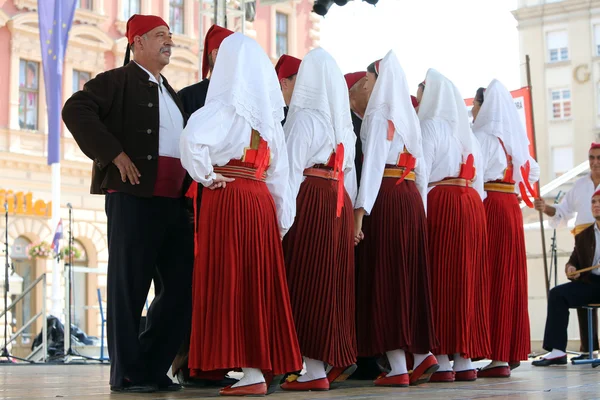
526, 54, 550, 299
50, 165, 62, 317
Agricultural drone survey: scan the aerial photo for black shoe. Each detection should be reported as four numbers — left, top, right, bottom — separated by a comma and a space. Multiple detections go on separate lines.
110, 382, 158, 393
509, 361, 521, 370
532, 356, 567, 367
570, 353, 591, 362
157, 375, 183, 392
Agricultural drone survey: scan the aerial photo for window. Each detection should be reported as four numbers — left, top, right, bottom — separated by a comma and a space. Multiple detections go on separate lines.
594, 25, 600, 56
76, 0, 94, 10
552, 146, 573, 177
11, 236, 34, 341
18, 60, 39, 131
72, 70, 91, 94
122, 0, 140, 19
170, 0, 184, 34
550, 89, 571, 119
547, 30, 569, 62
275, 12, 288, 57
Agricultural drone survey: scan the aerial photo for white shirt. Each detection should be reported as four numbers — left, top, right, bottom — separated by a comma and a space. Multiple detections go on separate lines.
284, 109, 357, 204
355, 113, 427, 214
593, 224, 600, 275
180, 102, 294, 236
135, 61, 184, 158
550, 175, 600, 229
475, 131, 540, 199
421, 119, 484, 199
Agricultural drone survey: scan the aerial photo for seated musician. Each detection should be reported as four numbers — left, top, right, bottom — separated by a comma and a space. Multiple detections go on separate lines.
533, 190, 600, 366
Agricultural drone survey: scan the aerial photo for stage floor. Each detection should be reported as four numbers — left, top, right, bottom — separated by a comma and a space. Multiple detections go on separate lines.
0, 361, 599, 399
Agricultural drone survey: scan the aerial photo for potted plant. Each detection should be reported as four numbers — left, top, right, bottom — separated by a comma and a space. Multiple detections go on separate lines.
27, 242, 55, 260
58, 246, 82, 261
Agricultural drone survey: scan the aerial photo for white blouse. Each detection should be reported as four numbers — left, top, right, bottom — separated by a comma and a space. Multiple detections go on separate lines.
284, 109, 357, 204
355, 113, 428, 214
180, 103, 295, 236
421, 118, 485, 199
549, 175, 600, 229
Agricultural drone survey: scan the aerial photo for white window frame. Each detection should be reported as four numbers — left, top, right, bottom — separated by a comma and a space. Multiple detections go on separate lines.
546, 30, 569, 63
550, 88, 571, 120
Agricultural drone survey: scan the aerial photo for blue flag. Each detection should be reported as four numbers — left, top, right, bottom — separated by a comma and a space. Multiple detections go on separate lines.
38, 0, 77, 165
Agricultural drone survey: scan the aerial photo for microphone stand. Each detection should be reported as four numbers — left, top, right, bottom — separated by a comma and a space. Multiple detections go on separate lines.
548, 191, 562, 289
0, 202, 31, 363
64, 204, 75, 360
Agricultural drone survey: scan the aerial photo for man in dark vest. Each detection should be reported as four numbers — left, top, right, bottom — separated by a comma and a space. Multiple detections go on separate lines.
533, 190, 600, 367
170, 23, 235, 388
62, 15, 191, 393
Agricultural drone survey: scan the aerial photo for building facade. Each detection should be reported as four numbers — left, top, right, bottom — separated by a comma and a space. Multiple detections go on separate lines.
513, 0, 600, 184
0, 0, 320, 358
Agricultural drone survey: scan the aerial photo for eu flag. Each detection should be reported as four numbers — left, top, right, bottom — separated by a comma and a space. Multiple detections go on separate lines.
38, 0, 77, 165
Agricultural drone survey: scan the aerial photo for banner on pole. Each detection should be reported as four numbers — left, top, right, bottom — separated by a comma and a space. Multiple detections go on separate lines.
465, 86, 536, 160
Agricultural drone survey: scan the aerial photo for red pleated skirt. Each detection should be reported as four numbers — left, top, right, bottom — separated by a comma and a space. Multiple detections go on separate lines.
356, 178, 438, 356
427, 185, 491, 359
484, 191, 530, 362
282, 176, 357, 367
188, 172, 303, 375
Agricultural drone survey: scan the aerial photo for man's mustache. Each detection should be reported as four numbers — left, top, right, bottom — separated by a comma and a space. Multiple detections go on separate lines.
160, 46, 172, 53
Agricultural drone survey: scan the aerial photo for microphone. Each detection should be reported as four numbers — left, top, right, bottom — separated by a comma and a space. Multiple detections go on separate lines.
66, 203, 72, 209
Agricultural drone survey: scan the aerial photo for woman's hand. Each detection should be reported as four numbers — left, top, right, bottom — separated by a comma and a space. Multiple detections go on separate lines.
354, 208, 366, 246
207, 173, 235, 190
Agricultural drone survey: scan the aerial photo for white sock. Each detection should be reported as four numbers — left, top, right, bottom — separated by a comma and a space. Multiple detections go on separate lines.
452, 354, 473, 372
232, 368, 265, 387
436, 354, 452, 372
413, 352, 433, 369
386, 349, 408, 376
297, 357, 326, 382
544, 349, 566, 359
482, 360, 509, 370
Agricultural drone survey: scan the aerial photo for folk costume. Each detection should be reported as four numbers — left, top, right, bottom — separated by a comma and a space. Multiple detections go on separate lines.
62, 14, 192, 393
171, 23, 234, 385
418, 69, 491, 382
180, 33, 302, 397
280, 48, 357, 392
274, 54, 302, 125
354, 51, 439, 387
473, 80, 540, 377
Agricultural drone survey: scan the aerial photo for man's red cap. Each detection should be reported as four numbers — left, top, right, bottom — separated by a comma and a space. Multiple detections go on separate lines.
591, 143, 600, 151
126, 14, 169, 44
274, 54, 302, 81
202, 24, 234, 79
344, 72, 366, 90
411, 95, 419, 108
593, 189, 600, 198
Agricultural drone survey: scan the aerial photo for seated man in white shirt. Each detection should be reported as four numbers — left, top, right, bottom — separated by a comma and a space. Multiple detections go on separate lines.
533, 190, 600, 366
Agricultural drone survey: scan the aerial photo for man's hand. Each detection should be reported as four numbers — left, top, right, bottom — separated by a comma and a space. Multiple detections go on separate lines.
533, 198, 546, 213
113, 152, 141, 185
566, 264, 580, 280
207, 173, 235, 190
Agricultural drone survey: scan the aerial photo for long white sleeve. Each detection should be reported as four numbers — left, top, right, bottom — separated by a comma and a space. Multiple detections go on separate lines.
471, 135, 485, 200
414, 155, 428, 210
421, 120, 437, 183
344, 164, 358, 206
528, 156, 540, 184
549, 187, 576, 229
285, 115, 313, 202
266, 124, 296, 237
355, 116, 392, 214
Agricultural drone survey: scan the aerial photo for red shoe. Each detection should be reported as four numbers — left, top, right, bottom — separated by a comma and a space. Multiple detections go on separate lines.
455, 369, 477, 381
219, 382, 267, 396
477, 366, 510, 378
280, 377, 329, 391
409, 355, 440, 386
374, 372, 409, 387
327, 364, 357, 383
429, 371, 455, 383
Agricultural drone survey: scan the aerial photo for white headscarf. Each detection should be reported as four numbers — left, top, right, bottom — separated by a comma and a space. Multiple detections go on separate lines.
472, 79, 531, 186
364, 50, 422, 157
205, 32, 285, 144
287, 48, 354, 155
418, 68, 473, 158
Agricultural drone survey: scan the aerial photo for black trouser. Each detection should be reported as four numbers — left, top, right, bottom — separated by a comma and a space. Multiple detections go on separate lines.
543, 276, 600, 353
577, 308, 599, 352
105, 193, 193, 387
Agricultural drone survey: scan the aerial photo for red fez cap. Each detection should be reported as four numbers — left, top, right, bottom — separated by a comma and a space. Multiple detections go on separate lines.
411, 95, 419, 108
593, 189, 600, 198
202, 24, 234, 79
591, 143, 600, 151
275, 55, 301, 81
126, 14, 169, 44
344, 72, 366, 90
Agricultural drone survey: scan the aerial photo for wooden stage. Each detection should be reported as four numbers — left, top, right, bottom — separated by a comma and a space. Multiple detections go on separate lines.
0, 361, 599, 399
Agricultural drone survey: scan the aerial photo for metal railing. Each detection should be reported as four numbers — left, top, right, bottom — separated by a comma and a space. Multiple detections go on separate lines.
0, 273, 47, 362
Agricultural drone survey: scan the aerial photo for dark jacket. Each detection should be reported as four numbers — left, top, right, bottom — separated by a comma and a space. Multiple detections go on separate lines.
177, 79, 209, 116
62, 62, 188, 198
568, 223, 598, 283
351, 110, 363, 185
